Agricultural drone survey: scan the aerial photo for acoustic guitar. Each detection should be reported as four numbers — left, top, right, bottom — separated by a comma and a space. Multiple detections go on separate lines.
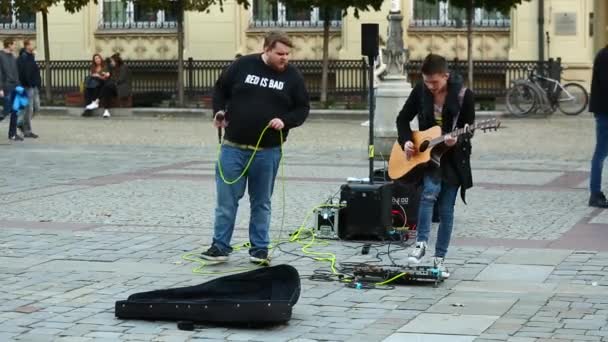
387, 118, 501, 181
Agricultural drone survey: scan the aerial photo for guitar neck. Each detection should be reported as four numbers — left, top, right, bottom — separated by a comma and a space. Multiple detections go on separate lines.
429, 124, 476, 147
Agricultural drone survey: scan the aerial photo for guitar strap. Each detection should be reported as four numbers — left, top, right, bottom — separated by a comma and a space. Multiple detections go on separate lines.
452, 86, 467, 131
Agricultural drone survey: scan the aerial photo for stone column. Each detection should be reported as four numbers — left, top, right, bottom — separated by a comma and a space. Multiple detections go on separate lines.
373, 5, 414, 159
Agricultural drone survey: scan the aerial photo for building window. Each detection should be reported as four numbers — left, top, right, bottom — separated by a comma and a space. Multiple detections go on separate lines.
99, 0, 177, 30
250, 0, 341, 28
0, 0, 35, 30
411, 0, 510, 28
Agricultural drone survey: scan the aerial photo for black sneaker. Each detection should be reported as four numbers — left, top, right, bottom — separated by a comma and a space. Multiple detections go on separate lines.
249, 249, 270, 265
200, 245, 229, 262
9, 135, 23, 141
589, 192, 608, 208
24, 132, 38, 139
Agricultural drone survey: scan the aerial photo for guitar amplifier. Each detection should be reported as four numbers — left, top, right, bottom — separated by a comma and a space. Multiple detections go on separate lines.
338, 182, 393, 241
374, 168, 422, 225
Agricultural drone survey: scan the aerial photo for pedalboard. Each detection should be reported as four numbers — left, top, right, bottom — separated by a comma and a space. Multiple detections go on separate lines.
352, 264, 445, 287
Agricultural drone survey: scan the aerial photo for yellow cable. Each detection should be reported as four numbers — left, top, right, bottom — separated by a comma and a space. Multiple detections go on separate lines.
217, 125, 275, 185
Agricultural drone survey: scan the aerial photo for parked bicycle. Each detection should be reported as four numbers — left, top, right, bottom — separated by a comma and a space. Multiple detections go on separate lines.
506, 66, 589, 117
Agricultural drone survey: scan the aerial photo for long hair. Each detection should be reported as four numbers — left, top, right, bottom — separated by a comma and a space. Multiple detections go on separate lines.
90, 54, 105, 73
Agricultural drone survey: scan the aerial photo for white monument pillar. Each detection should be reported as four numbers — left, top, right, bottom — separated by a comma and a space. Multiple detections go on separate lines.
373, 1, 414, 159
390, 0, 400, 13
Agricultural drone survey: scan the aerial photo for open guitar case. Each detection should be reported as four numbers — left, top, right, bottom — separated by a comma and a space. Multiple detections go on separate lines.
115, 264, 300, 328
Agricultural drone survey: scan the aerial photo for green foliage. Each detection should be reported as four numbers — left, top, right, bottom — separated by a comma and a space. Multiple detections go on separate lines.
6, 0, 95, 14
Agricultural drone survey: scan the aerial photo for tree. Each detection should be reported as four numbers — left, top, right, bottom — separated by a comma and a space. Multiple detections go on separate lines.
421, 0, 530, 87
282, 0, 383, 107
130, 0, 250, 107
2, 0, 95, 102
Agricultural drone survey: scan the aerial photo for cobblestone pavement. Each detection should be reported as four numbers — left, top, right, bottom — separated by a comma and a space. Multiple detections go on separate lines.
0, 115, 607, 342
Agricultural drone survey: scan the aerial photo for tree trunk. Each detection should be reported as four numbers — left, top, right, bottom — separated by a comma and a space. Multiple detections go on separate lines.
320, 6, 330, 107
177, 0, 185, 107
466, 0, 474, 88
42, 10, 52, 103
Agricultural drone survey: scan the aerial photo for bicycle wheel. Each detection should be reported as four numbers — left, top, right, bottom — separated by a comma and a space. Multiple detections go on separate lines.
506, 83, 538, 117
557, 83, 589, 116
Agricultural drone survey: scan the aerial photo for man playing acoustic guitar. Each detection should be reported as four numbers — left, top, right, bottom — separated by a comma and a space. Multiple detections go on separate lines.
396, 54, 475, 278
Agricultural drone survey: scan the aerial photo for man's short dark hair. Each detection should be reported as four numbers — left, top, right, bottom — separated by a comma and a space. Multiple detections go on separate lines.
263, 31, 294, 50
421, 53, 448, 75
3, 38, 14, 48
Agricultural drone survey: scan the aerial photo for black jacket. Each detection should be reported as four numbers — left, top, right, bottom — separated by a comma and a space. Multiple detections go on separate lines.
17, 48, 41, 89
109, 64, 132, 98
590, 46, 608, 114
396, 77, 475, 201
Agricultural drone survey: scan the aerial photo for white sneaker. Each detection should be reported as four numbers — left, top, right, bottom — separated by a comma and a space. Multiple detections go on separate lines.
408, 241, 427, 264
85, 100, 99, 110
433, 257, 450, 278
102, 110, 111, 118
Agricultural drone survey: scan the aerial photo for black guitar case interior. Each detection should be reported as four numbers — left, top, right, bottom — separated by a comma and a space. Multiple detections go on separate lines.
115, 264, 300, 326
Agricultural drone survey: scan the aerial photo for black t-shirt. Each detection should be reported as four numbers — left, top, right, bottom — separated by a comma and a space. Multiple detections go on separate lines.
212, 54, 310, 147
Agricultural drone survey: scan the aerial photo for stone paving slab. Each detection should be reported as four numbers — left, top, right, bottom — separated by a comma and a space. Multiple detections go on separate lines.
426, 295, 518, 316
475, 264, 555, 282
397, 313, 500, 335
472, 170, 563, 186
495, 249, 573, 266
383, 333, 477, 342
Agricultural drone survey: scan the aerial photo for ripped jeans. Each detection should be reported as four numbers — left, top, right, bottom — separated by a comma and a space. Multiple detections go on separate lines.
415, 174, 459, 258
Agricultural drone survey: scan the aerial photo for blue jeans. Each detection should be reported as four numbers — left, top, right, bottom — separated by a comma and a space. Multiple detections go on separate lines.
416, 174, 459, 258
590, 113, 608, 194
2, 88, 18, 138
212, 145, 281, 255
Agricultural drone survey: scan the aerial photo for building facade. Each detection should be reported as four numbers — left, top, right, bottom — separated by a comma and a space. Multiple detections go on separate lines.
0, 0, 606, 87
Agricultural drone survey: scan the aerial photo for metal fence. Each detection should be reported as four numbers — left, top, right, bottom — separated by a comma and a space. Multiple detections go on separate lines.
36, 58, 558, 106
37, 59, 368, 107
405, 59, 561, 98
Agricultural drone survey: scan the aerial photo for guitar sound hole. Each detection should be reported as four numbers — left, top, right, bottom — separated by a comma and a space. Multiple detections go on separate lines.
419, 140, 430, 153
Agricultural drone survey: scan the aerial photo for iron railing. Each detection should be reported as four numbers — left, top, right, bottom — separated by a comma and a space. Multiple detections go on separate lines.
98, 0, 177, 30
35, 58, 558, 106
411, 1, 510, 28
37, 59, 368, 107
405, 59, 561, 98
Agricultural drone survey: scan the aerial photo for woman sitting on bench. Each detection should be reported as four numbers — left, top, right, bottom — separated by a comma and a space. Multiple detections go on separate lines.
85, 53, 131, 118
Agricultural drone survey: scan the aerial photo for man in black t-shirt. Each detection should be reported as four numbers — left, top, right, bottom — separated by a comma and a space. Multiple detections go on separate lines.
201, 31, 310, 265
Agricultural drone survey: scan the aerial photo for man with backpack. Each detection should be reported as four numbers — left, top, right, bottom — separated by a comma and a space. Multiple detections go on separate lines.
0, 38, 23, 141
396, 54, 475, 278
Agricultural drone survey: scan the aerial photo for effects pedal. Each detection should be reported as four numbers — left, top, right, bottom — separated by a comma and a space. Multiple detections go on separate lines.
314, 207, 339, 239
